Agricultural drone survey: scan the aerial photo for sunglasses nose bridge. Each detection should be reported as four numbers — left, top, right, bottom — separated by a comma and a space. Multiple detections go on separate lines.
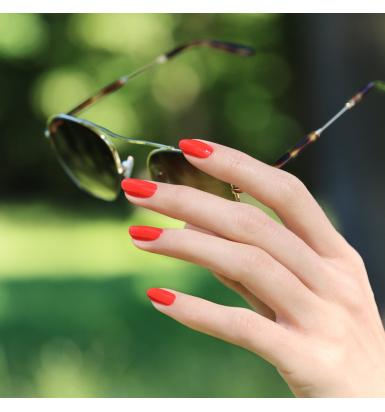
121, 155, 135, 178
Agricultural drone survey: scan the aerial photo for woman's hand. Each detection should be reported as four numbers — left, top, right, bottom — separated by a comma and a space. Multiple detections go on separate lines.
121, 139, 385, 397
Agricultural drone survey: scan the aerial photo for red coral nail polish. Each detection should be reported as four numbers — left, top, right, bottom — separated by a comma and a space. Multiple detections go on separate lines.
179, 139, 213, 158
147, 288, 176, 306
129, 226, 163, 241
121, 178, 157, 198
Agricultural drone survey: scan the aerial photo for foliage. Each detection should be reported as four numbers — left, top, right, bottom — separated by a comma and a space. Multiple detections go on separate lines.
0, 14, 297, 396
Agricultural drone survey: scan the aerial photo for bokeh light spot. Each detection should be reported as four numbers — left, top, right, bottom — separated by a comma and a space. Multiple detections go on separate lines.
33, 69, 93, 117
84, 96, 141, 139
69, 14, 175, 59
258, 112, 302, 158
0, 14, 46, 59
225, 84, 274, 134
152, 62, 201, 113
249, 53, 292, 98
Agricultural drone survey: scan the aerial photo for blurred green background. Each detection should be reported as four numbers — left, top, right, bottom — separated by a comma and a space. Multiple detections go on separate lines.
1, 13, 385, 397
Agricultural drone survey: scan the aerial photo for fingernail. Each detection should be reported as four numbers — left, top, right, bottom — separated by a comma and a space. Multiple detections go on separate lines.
121, 178, 157, 198
129, 225, 163, 241
179, 139, 213, 158
147, 288, 176, 306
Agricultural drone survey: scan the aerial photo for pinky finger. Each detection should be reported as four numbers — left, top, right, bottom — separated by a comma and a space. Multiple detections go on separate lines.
211, 272, 275, 320
146, 288, 297, 369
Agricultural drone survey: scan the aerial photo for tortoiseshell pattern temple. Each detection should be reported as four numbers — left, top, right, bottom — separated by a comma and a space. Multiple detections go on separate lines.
165, 39, 255, 59
63, 38, 385, 199
67, 40, 255, 117
273, 80, 385, 169
68, 78, 127, 116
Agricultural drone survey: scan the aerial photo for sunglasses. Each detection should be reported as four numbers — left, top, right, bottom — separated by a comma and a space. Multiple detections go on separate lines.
45, 39, 385, 201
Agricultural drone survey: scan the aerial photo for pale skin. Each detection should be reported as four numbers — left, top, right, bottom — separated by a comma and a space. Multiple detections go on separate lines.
124, 140, 385, 397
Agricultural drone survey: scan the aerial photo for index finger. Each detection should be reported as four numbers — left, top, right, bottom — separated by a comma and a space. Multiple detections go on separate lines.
178, 139, 350, 258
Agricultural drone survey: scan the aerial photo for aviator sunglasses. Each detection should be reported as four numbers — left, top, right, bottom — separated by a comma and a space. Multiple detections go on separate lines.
45, 39, 385, 201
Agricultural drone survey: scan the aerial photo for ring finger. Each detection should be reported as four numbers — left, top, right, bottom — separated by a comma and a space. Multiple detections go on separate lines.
128, 226, 321, 323
185, 222, 274, 319
122, 179, 329, 294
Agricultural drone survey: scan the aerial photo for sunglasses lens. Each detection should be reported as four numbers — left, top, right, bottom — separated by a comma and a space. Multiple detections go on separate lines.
48, 117, 120, 201
148, 150, 236, 200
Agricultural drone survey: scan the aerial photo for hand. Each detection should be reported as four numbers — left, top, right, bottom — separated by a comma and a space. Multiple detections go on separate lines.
122, 139, 385, 397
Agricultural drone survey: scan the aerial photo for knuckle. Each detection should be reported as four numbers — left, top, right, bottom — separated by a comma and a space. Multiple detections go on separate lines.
276, 172, 307, 205
168, 184, 195, 210
340, 284, 365, 313
224, 149, 248, 173
233, 204, 259, 232
324, 309, 352, 343
233, 204, 273, 235
327, 272, 365, 314
241, 247, 269, 279
346, 246, 366, 270
232, 308, 259, 341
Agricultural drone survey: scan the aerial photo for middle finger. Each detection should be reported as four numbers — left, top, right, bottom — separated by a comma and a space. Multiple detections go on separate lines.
122, 178, 329, 294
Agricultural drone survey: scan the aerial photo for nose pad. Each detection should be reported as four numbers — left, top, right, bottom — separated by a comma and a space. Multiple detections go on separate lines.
122, 155, 134, 178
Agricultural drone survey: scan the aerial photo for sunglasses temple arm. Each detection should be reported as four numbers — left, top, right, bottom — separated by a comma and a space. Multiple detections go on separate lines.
272, 80, 385, 169
67, 40, 255, 117
232, 81, 384, 198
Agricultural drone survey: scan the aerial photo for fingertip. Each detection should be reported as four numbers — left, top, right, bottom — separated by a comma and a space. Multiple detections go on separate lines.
147, 287, 176, 306
178, 139, 214, 159
121, 178, 158, 198
128, 226, 163, 241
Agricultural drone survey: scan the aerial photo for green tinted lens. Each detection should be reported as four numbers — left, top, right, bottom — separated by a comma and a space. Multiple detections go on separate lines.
148, 149, 236, 200
48, 117, 120, 201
